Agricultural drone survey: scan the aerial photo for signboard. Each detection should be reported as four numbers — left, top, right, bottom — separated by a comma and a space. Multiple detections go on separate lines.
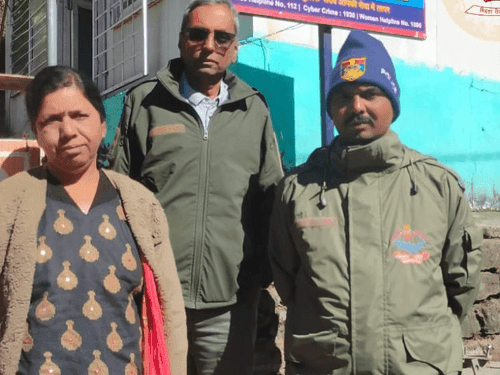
234, 0, 426, 39
0, 139, 43, 182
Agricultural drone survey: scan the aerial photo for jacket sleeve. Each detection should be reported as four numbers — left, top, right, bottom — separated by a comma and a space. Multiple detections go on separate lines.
441, 176, 483, 323
243, 110, 283, 287
111, 91, 150, 181
269, 180, 300, 305
150, 200, 188, 375
258, 113, 284, 191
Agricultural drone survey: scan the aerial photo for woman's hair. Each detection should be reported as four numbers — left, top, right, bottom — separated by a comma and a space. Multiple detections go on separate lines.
25, 65, 106, 130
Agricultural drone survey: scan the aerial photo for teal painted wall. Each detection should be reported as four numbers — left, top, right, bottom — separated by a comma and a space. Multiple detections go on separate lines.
236, 40, 322, 170
103, 92, 126, 145
391, 61, 500, 199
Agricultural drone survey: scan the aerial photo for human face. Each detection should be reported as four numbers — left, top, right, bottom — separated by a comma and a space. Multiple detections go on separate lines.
179, 4, 238, 79
34, 85, 106, 178
329, 83, 394, 146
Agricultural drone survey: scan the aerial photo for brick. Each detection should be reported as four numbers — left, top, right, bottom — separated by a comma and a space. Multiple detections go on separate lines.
491, 335, 500, 362
463, 336, 492, 357
485, 228, 500, 239
476, 299, 500, 334
482, 239, 500, 271
477, 272, 500, 301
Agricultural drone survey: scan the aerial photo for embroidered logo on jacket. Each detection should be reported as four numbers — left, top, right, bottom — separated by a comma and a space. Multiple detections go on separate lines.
341, 57, 366, 81
391, 224, 430, 264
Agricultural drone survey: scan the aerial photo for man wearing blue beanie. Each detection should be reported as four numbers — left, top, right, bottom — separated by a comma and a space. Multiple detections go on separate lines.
270, 29, 482, 375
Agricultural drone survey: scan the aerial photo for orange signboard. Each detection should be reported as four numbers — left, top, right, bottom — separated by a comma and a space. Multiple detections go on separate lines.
0, 139, 43, 182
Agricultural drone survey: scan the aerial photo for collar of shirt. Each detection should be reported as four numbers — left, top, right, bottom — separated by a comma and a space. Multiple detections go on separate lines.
179, 72, 230, 107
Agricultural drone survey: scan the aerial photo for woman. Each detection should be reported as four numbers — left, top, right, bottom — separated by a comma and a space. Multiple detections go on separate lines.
0, 66, 187, 374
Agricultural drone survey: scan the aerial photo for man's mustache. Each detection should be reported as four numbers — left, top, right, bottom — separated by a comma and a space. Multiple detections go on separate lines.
347, 114, 374, 127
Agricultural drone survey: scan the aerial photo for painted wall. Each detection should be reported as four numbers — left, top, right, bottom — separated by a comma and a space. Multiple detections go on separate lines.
234, 38, 321, 171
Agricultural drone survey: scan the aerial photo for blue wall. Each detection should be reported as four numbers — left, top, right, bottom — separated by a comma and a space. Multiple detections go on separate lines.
392, 62, 500, 198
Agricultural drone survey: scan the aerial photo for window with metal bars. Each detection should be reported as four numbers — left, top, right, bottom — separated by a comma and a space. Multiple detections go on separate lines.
93, 0, 148, 94
11, 0, 48, 76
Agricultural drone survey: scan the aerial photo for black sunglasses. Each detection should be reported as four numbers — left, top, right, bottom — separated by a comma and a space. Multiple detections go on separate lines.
185, 27, 236, 48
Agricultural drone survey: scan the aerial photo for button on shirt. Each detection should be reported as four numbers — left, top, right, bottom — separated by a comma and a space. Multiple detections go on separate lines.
180, 73, 229, 138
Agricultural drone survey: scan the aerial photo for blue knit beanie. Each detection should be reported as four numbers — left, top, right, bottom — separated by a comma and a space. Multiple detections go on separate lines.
327, 30, 400, 121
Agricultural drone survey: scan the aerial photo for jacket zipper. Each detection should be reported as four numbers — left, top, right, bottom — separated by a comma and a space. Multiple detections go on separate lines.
190, 107, 221, 307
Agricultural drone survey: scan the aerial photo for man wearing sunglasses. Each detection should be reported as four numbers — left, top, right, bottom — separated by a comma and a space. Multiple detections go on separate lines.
111, 0, 283, 374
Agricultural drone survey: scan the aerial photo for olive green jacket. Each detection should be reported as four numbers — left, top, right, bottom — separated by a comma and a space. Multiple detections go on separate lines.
0, 167, 187, 375
112, 58, 283, 309
270, 132, 483, 375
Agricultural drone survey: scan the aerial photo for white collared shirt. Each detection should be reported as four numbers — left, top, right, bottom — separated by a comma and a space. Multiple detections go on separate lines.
180, 73, 229, 138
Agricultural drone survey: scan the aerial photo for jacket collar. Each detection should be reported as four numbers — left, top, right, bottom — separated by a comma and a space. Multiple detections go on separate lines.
329, 131, 405, 176
156, 58, 257, 103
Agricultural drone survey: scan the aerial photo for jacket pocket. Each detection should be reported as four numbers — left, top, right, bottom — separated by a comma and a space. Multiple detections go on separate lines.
288, 329, 338, 364
402, 324, 463, 373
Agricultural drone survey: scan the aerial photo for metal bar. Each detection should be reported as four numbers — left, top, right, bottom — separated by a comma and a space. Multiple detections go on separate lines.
31, 58, 48, 73
28, 50, 47, 64
142, 0, 147, 76
318, 25, 334, 146
95, 52, 138, 74
70, 3, 75, 67
11, 38, 30, 56
100, 72, 143, 95
92, 0, 97, 82
94, 31, 139, 62
94, 48, 138, 60
47, 0, 57, 65
94, 27, 139, 48
12, 1, 29, 21
32, 1, 47, 16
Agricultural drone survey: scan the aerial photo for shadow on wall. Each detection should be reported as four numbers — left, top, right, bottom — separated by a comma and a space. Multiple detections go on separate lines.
230, 62, 296, 172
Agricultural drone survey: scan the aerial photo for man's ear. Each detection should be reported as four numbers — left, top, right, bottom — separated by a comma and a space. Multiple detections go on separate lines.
101, 121, 107, 140
231, 43, 239, 65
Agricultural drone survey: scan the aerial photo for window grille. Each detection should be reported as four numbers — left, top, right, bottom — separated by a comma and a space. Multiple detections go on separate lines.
93, 0, 148, 94
11, 0, 48, 76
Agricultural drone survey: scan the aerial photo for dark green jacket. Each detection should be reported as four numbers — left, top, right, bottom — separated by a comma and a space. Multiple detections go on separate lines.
112, 59, 283, 309
270, 132, 482, 374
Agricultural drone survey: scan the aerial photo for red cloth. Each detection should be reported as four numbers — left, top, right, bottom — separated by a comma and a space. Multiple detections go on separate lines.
142, 261, 171, 375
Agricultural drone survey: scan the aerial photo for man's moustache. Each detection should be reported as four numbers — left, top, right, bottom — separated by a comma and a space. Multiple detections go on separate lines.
347, 114, 374, 126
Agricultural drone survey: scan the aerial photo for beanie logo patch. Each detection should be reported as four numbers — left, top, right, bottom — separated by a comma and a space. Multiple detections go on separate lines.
340, 57, 366, 82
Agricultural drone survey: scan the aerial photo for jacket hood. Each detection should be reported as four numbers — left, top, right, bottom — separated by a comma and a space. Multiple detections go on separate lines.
305, 132, 432, 175
300, 132, 435, 207
156, 58, 260, 103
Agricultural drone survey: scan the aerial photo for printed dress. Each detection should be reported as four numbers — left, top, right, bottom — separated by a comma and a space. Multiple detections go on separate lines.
18, 171, 143, 375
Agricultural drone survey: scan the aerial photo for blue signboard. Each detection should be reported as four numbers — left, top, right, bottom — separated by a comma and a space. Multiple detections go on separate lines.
234, 0, 426, 39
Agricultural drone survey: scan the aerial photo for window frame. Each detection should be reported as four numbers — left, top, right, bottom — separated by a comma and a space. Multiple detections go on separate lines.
92, 0, 149, 95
